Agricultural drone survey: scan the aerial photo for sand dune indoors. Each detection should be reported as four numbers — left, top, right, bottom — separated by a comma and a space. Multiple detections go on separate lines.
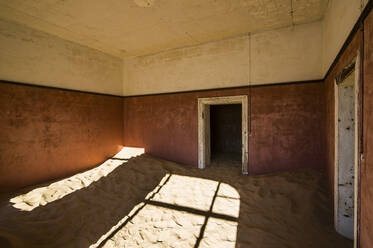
0, 151, 352, 248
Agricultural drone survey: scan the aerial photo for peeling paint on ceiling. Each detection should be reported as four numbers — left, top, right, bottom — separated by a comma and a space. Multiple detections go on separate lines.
0, 0, 328, 58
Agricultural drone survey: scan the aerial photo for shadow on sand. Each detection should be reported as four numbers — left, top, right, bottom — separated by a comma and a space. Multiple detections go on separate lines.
0, 154, 353, 248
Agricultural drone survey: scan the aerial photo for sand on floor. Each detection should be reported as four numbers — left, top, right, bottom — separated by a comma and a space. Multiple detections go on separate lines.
0, 151, 352, 248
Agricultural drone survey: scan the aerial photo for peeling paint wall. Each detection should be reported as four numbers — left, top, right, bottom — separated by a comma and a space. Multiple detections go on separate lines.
322, 5, 373, 245
325, 8, 373, 246
322, 0, 367, 75
0, 82, 123, 191
249, 82, 326, 174
123, 82, 325, 173
123, 22, 323, 96
0, 19, 124, 191
336, 72, 355, 239
0, 20, 123, 95
324, 23, 362, 212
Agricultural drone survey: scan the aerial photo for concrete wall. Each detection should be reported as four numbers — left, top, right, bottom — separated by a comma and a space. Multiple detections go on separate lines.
123, 22, 323, 96
0, 19, 123, 95
0, 82, 123, 191
322, 0, 368, 75
123, 82, 325, 174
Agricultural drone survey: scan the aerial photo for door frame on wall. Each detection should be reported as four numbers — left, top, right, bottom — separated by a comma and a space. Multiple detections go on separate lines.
198, 95, 248, 174
334, 53, 361, 245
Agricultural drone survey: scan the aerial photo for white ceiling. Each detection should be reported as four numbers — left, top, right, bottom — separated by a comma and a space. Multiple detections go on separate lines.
0, 0, 328, 58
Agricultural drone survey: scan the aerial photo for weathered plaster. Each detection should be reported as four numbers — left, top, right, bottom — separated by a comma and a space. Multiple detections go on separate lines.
0, 20, 123, 95
0, 82, 123, 190
322, 0, 367, 75
251, 21, 323, 84
123, 82, 325, 173
0, 0, 328, 58
123, 22, 323, 95
123, 36, 250, 95
334, 69, 358, 240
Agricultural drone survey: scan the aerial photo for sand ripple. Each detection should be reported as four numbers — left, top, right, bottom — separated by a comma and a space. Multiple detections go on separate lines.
0, 155, 352, 248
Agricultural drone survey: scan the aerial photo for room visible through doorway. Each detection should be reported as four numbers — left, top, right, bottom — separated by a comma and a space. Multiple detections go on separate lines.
210, 104, 242, 167
198, 95, 248, 174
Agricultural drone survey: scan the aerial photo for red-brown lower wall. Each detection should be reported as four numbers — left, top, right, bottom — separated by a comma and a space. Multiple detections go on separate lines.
123, 82, 326, 174
249, 83, 326, 173
361, 10, 373, 248
0, 82, 123, 191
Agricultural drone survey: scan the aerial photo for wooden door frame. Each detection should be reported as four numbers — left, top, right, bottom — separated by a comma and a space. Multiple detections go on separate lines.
334, 52, 362, 246
198, 95, 248, 174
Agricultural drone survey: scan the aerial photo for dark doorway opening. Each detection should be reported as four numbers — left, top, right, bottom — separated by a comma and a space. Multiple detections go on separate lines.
210, 104, 242, 166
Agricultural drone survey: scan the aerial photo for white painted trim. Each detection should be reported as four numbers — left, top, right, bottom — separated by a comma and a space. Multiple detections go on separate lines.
198, 95, 249, 174
334, 54, 360, 245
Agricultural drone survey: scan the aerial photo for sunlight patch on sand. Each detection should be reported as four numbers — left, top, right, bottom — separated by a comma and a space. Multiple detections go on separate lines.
213, 183, 240, 218
101, 204, 206, 248
0, 155, 351, 248
9, 147, 144, 211
113, 147, 145, 159
91, 173, 240, 248
151, 175, 219, 211
200, 217, 238, 248
90, 173, 172, 248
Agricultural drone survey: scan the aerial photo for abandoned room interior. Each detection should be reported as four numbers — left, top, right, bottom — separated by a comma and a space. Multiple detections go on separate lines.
0, 0, 372, 247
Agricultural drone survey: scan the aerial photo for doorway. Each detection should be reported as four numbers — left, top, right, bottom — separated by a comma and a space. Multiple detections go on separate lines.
198, 95, 248, 174
334, 57, 360, 241
210, 104, 242, 166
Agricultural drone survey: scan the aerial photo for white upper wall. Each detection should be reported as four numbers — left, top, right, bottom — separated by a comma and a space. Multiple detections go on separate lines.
322, 0, 368, 75
1, 0, 368, 96
123, 21, 323, 96
251, 21, 322, 85
123, 36, 250, 95
0, 19, 123, 95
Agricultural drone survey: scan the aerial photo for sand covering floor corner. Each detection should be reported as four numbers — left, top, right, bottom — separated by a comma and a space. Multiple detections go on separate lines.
0, 154, 352, 248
